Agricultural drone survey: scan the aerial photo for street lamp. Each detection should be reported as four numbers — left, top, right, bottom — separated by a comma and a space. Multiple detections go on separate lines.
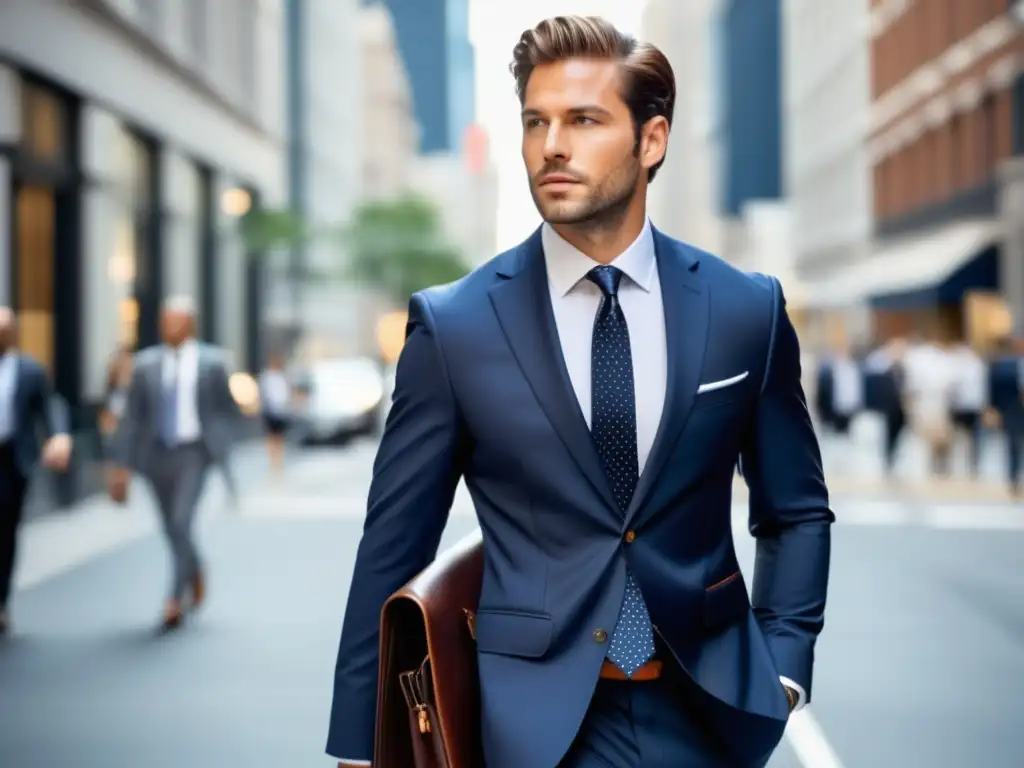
221, 186, 252, 217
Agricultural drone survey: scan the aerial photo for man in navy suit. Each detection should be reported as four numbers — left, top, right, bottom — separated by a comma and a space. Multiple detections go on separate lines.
0, 307, 72, 635
328, 16, 833, 768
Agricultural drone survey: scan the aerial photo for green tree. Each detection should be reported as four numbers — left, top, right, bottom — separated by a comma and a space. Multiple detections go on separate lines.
241, 194, 470, 305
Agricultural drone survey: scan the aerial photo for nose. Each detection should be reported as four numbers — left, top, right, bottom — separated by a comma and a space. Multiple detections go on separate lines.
542, 123, 569, 163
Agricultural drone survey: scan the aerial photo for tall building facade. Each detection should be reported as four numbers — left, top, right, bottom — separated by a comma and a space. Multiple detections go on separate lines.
408, 124, 497, 268
711, 0, 785, 266
359, 2, 418, 200
824, 1, 1024, 343
0, 0, 285, 506
783, 0, 873, 347
641, 0, 723, 254
282, 0, 365, 357
379, 0, 475, 154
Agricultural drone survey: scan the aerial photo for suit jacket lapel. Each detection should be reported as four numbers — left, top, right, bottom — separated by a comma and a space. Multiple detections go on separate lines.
489, 228, 618, 512
626, 229, 710, 523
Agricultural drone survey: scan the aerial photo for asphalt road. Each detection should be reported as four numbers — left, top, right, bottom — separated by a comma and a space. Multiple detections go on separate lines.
1, 438, 1022, 768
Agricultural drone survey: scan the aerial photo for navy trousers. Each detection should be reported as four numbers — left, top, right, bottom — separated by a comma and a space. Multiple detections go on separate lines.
558, 663, 772, 768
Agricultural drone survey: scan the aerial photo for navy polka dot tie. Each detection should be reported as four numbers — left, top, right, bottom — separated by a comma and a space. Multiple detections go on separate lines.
586, 265, 656, 678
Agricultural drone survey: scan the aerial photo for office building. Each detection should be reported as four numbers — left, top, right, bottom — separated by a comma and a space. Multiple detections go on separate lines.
782, 0, 873, 347
641, 0, 723, 254
817, 1, 1024, 343
0, 0, 286, 505
379, 0, 475, 154
282, 0, 365, 357
710, 0, 785, 266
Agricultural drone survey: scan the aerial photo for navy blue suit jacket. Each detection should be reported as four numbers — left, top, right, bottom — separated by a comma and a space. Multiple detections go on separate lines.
6, 355, 70, 478
989, 355, 1023, 424
327, 227, 834, 767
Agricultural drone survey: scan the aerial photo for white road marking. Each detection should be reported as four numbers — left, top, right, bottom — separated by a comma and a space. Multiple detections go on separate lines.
786, 708, 846, 768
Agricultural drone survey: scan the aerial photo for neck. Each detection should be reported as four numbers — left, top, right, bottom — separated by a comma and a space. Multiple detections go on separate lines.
552, 198, 648, 265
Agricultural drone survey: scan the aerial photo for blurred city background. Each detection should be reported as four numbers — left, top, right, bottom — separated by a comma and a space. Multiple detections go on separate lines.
0, 0, 1022, 767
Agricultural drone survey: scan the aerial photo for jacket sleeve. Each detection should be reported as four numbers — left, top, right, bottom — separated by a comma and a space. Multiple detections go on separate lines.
740, 276, 834, 702
110, 357, 147, 467
28, 362, 70, 437
326, 291, 468, 762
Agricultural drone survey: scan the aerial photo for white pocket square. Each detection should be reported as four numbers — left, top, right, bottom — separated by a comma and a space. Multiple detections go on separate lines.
696, 371, 749, 394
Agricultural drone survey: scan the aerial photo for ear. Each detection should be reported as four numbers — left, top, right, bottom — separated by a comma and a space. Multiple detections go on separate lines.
639, 116, 669, 173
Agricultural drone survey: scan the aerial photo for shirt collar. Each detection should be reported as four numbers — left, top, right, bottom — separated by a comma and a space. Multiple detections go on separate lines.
166, 338, 197, 355
542, 219, 656, 297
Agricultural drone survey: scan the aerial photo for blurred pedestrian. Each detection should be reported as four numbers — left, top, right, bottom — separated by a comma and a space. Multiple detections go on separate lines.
258, 351, 292, 476
98, 343, 134, 447
903, 334, 956, 476
987, 336, 1023, 496
0, 307, 73, 636
864, 338, 908, 476
107, 296, 245, 631
948, 340, 986, 476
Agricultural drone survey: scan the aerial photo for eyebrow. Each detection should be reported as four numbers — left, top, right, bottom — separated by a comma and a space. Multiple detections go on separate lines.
521, 105, 615, 119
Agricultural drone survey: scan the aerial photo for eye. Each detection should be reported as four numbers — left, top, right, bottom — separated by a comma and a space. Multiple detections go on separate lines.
524, 118, 545, 129
573, 116, 597, 125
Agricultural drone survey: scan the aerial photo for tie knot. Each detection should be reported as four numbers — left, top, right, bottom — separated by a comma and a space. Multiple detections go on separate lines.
586, 265, 623, 297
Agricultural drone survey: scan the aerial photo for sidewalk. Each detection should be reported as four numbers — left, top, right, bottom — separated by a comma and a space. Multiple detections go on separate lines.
738, 413, 1020, 503
14, 440, 271, 593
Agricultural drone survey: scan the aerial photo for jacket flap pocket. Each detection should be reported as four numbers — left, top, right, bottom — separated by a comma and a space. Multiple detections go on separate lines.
703, 571, 750, 629
474, 609, 553, 658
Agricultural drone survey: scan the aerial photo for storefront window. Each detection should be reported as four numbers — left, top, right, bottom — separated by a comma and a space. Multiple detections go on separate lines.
13, 78, 72, 374
103, 127, 158, 350
15, 186, 56, 371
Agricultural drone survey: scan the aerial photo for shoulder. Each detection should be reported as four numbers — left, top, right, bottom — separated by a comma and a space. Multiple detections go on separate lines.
662, 235, 779, 321
411, 244, 519, 327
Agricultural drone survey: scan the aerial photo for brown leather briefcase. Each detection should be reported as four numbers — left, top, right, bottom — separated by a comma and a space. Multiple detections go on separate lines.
373, 529, 485, 768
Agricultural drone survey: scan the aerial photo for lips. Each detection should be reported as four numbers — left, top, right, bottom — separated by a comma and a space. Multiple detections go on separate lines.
539, 174, 579, 186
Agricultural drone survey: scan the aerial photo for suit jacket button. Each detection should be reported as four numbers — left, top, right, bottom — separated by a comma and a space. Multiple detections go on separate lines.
623, 530, 636, 544
594, 629, 608, 643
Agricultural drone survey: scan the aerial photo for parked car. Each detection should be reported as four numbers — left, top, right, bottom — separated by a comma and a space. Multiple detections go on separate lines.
292, 357, 385, 444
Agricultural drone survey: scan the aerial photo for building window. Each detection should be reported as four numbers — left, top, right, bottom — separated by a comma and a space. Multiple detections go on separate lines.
109, 130, 157, 349
21, 81, 68, 165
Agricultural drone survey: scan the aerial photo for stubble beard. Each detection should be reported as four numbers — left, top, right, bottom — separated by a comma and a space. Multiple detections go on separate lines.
531, 153, 642, 237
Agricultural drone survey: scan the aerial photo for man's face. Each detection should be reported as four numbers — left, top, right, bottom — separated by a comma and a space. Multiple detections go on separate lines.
161, 310, 192, 346
521, 58, 643, 227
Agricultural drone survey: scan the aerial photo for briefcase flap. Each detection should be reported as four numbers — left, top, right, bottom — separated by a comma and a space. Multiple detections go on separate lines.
374, 530, 485, 768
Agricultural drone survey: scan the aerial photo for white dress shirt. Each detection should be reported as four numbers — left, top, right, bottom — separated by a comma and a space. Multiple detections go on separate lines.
541, 221, 806, 711
830, 356, 863, 416
163, 339, 202, 443
0, 353, 17, 442
949, 344, 987, 412
337, 221, 803, 765
259, 370, 291, 416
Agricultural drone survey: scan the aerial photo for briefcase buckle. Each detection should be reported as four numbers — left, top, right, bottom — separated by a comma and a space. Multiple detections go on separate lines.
399, 660, 435, 735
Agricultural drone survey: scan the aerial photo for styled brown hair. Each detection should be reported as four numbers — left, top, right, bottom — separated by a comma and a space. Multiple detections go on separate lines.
510, 15, 676, 181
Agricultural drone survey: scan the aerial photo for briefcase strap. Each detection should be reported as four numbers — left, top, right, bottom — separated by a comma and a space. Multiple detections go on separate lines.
399, 657, 434, 734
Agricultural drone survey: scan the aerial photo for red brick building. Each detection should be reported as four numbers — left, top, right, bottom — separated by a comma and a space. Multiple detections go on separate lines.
865, 0, 1023, 343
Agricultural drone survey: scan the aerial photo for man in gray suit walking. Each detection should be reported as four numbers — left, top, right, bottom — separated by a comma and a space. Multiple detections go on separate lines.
109, 296, 244, 631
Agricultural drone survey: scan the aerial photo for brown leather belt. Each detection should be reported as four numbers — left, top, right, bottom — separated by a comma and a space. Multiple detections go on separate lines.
599, 659, 663, 681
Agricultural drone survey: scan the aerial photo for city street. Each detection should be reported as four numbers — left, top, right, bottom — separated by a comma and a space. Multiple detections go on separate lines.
1, 436, 1022, 768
